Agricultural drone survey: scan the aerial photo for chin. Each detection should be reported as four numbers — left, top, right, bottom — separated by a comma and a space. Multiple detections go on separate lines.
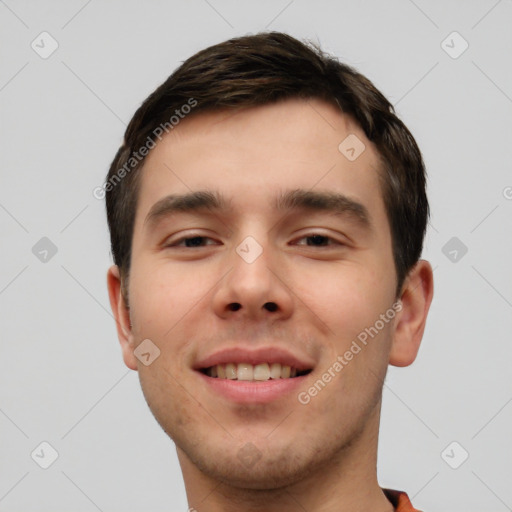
185, 439, 326, 491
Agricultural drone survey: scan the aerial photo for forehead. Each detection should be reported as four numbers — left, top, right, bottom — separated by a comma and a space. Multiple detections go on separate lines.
133, 98, 387, 233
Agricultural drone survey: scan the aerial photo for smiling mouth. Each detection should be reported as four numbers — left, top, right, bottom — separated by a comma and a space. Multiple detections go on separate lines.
199, 362, 313, 381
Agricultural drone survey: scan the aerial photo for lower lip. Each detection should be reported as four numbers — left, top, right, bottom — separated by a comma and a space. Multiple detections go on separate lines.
196, 371, 310, 403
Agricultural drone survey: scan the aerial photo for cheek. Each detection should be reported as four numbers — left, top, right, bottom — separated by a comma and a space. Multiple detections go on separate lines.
293, 261, 390, 338
128, 258, 218, 373
129, 259, 199, 333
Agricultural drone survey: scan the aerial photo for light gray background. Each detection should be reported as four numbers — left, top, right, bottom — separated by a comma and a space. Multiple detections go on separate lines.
1, 1, 511, 511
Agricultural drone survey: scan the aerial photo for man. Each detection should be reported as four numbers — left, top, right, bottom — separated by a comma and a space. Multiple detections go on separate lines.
105, 32, 434, 511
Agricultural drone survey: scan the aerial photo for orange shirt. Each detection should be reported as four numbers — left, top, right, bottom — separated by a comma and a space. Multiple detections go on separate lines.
382, 488, 422, 512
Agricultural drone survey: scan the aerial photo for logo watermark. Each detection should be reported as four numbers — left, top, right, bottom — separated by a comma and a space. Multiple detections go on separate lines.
297, 300, 403, 405
93, 98, 198, 200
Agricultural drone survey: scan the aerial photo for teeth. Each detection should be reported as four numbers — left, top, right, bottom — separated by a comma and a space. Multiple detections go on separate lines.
269, 362, 281, 379
225, 363, 237, 379
253, 363, 270, 381
205, 362, 308, 380
237, 363, 253, 381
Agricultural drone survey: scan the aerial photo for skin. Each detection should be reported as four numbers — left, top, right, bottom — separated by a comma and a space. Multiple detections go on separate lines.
107, 98, 434, 512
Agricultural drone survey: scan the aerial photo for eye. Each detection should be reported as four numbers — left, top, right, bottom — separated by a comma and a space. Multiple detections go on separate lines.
166, 235, 219, 248
164, 233, 343, 249
293, 233, 343, 247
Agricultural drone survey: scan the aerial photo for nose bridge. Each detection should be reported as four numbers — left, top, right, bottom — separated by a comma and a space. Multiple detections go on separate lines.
231, 213, 271, 267
231, 230, 272, 291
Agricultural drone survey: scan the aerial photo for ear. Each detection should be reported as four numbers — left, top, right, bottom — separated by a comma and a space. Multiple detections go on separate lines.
389, 259, 434, 367
107, 265, 138, 371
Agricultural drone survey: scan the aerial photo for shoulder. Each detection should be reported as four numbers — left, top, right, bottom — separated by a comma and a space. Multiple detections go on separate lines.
382, 487, 424, 512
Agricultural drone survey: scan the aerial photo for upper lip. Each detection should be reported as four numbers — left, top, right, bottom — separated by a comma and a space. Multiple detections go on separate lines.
194, 346, 315, 371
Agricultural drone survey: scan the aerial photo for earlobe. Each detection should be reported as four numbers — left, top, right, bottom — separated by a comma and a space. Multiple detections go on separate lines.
389, 260, 434, 367
106, 265, 138, 371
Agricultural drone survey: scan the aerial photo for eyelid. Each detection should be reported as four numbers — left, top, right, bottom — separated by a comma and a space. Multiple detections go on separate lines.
173, 238, 216, 247
164, 232, 219, 247
292, 232, 345, 247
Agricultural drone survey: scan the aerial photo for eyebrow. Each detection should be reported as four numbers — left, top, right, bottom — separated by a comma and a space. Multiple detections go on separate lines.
143, 188, 371, 231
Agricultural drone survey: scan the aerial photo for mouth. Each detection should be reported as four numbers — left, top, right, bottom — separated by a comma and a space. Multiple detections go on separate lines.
198, 362, 313, 381
193, 346, 316, 402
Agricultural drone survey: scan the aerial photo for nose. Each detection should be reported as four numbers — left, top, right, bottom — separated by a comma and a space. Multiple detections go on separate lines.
211, 236, 294, 322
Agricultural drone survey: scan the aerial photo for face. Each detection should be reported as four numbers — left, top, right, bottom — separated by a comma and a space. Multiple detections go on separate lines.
114, 98, 402, 489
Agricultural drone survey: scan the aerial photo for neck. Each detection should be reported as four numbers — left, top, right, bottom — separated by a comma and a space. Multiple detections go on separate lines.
177, 402, 394, 512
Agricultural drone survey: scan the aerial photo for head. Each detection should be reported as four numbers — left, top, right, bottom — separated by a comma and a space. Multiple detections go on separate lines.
105, 32, 433, 492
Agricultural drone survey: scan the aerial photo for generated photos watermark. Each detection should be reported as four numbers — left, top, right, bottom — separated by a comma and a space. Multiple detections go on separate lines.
93, 98, 198, 200
297, 299, 403, 405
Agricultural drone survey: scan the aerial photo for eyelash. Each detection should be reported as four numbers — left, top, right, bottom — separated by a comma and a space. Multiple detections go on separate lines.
166, 233, 343, 249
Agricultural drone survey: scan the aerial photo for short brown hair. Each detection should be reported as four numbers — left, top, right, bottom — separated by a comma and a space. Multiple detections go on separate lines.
105, 31, 429, 303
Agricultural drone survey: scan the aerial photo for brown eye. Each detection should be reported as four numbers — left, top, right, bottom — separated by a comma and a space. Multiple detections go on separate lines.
294, 234, 342, 247
166, 236, 218, 248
